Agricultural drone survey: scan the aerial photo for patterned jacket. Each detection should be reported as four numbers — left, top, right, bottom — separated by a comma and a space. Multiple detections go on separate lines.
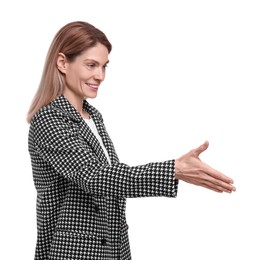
28, 95, 178, 260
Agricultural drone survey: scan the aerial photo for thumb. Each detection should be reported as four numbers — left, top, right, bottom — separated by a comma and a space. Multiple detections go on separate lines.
194, 140, 209, 157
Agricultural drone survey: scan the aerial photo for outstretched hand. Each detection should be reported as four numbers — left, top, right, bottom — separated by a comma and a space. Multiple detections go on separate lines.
175, 141, 236, 193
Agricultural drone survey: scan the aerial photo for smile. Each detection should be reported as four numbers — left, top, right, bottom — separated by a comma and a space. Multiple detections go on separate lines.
86, 83, 99, 89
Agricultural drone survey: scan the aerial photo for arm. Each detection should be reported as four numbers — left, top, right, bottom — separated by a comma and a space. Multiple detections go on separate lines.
30, 108, 178, 198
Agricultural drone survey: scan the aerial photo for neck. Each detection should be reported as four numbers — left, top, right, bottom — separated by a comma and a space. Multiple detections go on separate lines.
63, 92, 89, 119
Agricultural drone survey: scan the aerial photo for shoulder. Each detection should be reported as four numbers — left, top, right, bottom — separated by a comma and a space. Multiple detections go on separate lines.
30, 103, 82, 143
31, 103, 70, 129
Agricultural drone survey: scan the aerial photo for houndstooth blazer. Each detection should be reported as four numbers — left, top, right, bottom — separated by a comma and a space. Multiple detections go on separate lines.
28, 95, 179, 260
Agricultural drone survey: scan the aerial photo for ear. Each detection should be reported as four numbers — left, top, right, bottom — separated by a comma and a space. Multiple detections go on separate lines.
57, 53, 67, 74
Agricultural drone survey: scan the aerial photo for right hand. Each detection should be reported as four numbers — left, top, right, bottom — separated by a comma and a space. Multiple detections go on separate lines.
175, 141, 236, 193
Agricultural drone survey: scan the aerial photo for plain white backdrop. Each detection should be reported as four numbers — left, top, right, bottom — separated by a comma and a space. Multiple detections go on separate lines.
0, 0, 260, 259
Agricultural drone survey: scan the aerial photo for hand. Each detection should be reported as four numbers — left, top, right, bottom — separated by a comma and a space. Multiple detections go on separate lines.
175, 141, 236, 193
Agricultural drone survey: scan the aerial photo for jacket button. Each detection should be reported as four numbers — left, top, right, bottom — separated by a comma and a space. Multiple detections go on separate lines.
101, 239, 107, 246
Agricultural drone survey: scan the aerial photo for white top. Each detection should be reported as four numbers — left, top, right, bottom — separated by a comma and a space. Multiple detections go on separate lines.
84, 117, 111, 165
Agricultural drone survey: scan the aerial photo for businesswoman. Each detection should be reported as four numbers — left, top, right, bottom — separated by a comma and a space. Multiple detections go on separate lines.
27, 21, 236, 260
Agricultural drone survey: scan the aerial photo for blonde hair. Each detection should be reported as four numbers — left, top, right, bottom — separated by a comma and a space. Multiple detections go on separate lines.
26, 21, 112, 123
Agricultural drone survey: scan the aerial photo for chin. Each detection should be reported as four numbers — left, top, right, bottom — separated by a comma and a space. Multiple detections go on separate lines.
84, 94, 98, 99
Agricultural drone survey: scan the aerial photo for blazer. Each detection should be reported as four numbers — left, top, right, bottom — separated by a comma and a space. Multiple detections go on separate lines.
28, 95, 179, 260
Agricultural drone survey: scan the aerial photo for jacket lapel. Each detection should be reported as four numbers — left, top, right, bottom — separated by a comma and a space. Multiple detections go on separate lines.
83, 101, 119, 165
79, 120, 109, 165
51, 95, 118, 165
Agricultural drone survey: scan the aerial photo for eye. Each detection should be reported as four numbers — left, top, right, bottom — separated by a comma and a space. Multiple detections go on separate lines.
87, 63, 95, 69
103, 64, 108, 70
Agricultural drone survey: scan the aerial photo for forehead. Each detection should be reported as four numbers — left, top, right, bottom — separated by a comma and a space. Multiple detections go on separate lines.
79, 43, 109, 62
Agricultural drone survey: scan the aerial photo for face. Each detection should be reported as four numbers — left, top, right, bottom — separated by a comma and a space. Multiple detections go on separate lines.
58, 43, 109, 102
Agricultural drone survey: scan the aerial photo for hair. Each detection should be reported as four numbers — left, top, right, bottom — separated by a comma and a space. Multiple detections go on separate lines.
26, 21, 112, 123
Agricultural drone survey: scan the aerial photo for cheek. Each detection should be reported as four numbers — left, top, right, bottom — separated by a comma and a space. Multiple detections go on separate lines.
63, 75, 78, 93
65, 70, 81, 84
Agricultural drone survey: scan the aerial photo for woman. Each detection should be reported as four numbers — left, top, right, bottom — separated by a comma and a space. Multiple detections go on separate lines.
27, 21, 236, 260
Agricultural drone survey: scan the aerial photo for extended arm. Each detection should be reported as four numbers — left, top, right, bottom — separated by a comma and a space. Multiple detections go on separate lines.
30, 108, 178, 198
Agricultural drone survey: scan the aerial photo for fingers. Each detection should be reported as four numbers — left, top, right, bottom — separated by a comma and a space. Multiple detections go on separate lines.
201, 162, 235, 186
199, 183, 223, 193
201, 182, 232, 193
203, 179, 236, 193
194, 140, 209, 157
188, 175, 235, 193
200, 168, 236, 192
181, 176, 234, 193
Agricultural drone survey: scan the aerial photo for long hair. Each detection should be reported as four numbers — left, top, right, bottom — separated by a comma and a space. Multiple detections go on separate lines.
26, 21, 112, 123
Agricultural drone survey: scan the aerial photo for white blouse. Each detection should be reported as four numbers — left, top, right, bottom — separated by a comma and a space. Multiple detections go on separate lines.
84, 117, 111, 165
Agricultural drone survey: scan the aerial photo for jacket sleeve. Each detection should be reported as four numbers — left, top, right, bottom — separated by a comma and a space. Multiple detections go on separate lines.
30, 107, 178, 198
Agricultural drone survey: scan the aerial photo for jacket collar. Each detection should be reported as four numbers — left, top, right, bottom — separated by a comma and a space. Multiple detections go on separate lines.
50, 95, 102, 123
50, 95, 116, 165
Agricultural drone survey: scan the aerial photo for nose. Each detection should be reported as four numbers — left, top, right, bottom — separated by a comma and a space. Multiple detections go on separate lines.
94, 67, 105, 81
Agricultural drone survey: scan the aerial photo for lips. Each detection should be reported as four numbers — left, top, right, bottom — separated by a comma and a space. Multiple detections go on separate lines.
86, 83, 99, 89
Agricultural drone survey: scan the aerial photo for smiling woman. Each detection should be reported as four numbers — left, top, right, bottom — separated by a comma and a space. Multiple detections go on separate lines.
26, 21, 112, 124
56, 43, 110, 117
26, 21, 235, 260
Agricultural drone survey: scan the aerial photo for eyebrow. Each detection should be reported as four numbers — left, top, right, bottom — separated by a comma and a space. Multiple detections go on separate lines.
84, 59, 110, 66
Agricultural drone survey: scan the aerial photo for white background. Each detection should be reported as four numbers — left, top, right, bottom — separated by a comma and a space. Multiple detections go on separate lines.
0, 0, 260, 259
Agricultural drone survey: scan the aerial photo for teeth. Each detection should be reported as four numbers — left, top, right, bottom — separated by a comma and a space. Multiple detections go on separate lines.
87, 83, 98, 89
